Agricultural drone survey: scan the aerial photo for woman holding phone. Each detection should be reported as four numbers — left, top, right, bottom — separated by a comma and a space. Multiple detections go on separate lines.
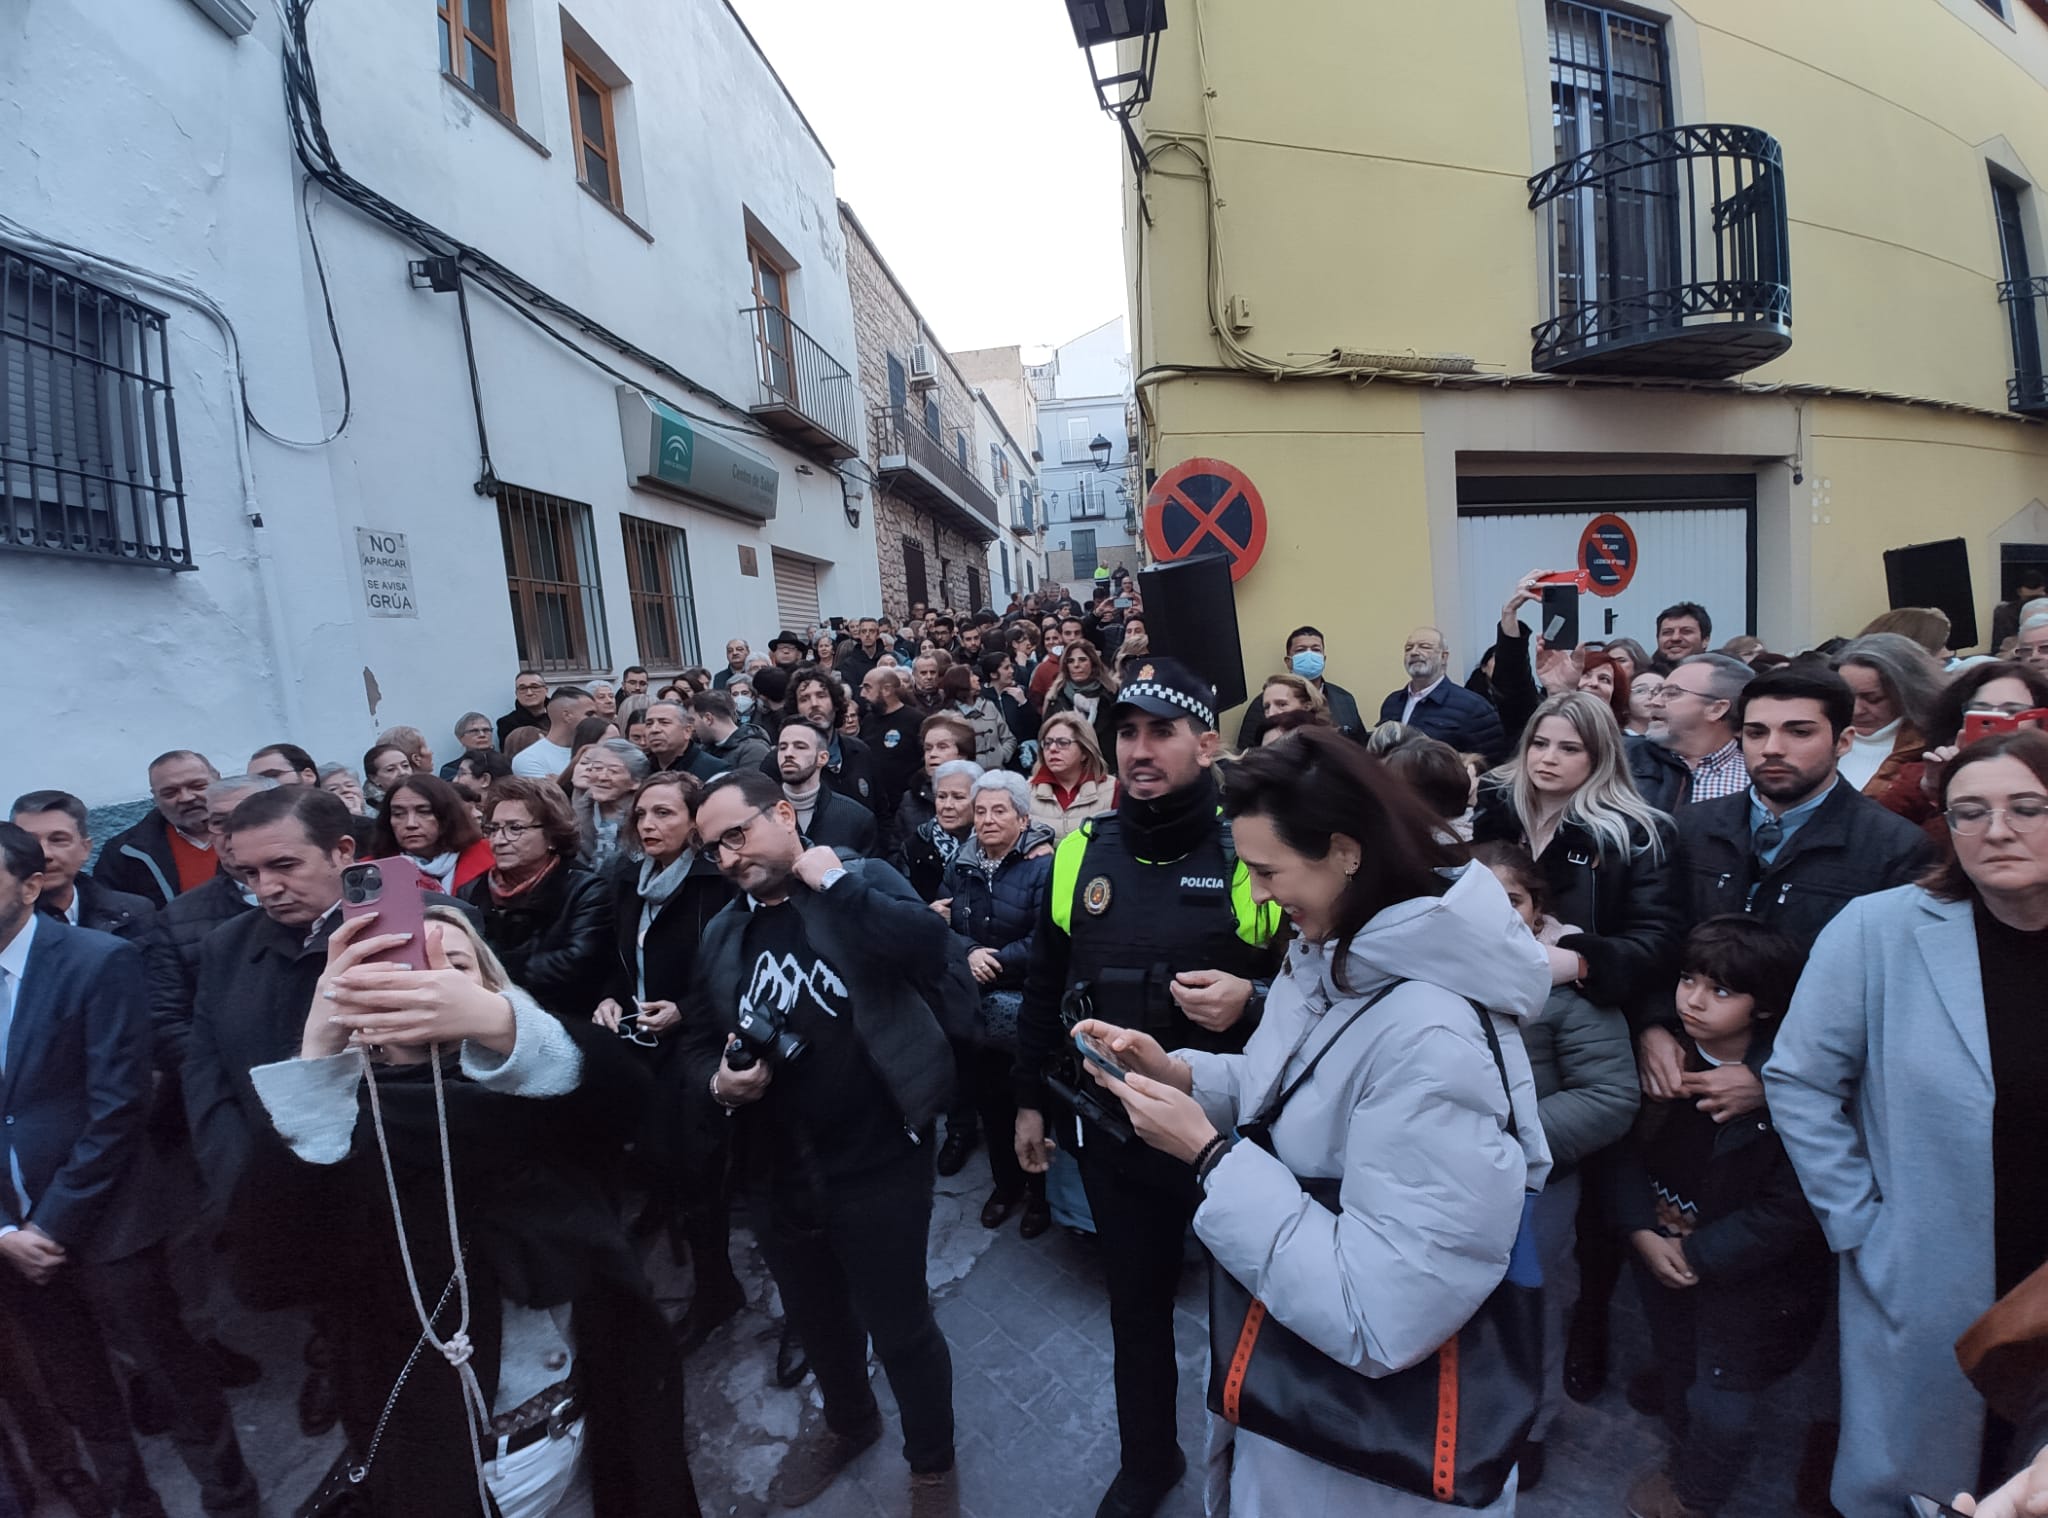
240, 905, 698, 1517
1076, 729, 1550, 1514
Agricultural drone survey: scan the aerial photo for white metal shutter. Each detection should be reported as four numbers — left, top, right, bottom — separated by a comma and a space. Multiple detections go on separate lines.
1455, 505, 1749, 673
772, 549, 821, 631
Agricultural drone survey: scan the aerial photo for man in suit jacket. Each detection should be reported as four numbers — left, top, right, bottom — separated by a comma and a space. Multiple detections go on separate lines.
777, 720, 879, 857
0, 824, 258, 1518
10, 790, 155, 943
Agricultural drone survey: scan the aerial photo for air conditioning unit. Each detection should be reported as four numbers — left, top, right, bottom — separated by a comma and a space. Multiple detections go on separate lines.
909, 343, 938, 389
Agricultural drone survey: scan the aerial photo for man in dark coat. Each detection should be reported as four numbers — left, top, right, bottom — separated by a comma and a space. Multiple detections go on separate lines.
496, 670, 551, 748
1378, 626, 1507, 762
0, 824, 259, 1518
787, 669, 883, 814
91, 751, 222, 909
1235, 625, 1367, 745
777, 722, 879, 858
683, 770, 975, 1518
10, 791, 155, 941
644, 701, 731, 783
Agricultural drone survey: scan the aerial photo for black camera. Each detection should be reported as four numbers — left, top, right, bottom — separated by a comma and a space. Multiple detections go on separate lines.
342, 864, 382, 905
1044, 981, 1135, 1145
724, 998, 809, 1071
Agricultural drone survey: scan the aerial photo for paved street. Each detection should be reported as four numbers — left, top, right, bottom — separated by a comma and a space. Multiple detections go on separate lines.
89, 1162, 1821, 1518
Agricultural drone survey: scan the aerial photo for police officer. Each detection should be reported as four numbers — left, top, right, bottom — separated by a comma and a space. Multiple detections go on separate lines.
1013, 659, 1283, 1518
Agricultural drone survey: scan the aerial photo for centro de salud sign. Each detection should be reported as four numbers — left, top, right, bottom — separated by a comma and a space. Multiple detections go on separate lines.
354, 527, 418, 618
616, 386, 780, 523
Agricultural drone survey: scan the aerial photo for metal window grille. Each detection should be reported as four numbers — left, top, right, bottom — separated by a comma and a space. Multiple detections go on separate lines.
1000, 541, 1011, 594
966, 564, 982, 610
621, 513, 700, 670
1993, 178, 2047, 412
1547, 2, 1673, 323
497, 485, 611, 673
1, 249, 193, 569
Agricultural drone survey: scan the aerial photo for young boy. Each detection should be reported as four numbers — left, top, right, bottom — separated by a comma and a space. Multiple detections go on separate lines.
1617, 916, 1830, 1518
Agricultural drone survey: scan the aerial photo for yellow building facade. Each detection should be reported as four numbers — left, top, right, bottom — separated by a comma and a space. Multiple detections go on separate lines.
1122, 0, 2048, 708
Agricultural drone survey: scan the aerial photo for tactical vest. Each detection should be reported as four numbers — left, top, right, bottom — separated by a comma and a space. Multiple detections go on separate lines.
1051, 812, 1280, 1056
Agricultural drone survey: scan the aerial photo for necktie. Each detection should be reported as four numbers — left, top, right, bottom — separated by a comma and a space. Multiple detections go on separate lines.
1753, 816, 1785, 867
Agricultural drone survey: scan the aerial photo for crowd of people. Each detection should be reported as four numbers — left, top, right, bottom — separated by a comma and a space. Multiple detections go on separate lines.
4, 559, 2047, 1518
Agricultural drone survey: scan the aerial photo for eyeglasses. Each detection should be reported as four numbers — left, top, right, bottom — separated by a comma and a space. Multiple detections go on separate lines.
1041, 736, 1078, 750
482, 821, 536, 840
1946, 799, 2048, 836
615, 1014, 660, 1049
707, 807, 770, 859
1654, 684, 1713, 704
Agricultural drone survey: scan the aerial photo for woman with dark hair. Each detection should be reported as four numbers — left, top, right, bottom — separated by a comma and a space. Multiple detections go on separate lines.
1074, 728, 1550, 1513
1042, 638, 1119, 772
1833, 631, 1946, 800
1877, 658, 2048, 832
588, 772, 746, 1356
1604, 637, 1653, 681
363, 743, 413, 802
1766, 729, 2048, 1517
459, 776, 613, 1021
941, 663, 1015, 770
243, 904, 699, 1516
372, 773, 494, 891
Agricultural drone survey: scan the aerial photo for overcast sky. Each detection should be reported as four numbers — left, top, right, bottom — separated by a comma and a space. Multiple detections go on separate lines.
727, 0, 1126, 355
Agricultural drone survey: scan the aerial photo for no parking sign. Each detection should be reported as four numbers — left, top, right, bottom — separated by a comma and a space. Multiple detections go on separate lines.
1578, 513, 1639, 598
1143, 458, 1268, 582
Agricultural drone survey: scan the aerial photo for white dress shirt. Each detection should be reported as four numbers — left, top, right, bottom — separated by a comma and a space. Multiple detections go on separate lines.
1400, 676, 1446, 726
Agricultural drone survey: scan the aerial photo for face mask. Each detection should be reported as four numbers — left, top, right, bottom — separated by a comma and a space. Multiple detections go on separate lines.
1290, 650, 1326, 681
1049, 643, 1065, 659
734, 695, 756, 716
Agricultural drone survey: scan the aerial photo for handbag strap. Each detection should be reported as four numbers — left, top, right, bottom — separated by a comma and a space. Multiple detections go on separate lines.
350, 1271, 462, 1483
1466, 997, 1519, 1143
1244, 979, 1405, 1131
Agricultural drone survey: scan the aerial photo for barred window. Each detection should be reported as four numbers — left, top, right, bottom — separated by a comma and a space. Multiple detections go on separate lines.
621, 513, 699, 670
497, 485, 610, 674
1, 249, 192, 569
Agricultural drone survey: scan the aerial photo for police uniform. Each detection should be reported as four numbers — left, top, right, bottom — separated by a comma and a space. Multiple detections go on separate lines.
1014, 661, 1282, 1508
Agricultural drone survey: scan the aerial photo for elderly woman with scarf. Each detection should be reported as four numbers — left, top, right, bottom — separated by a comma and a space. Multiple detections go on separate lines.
589, 773, 745, 1355
373, 773, 496, 892
570, 739, 650, 872
238, 905, 698, 1518
459, 777, 613, 1022
943, 770, 1055, 1237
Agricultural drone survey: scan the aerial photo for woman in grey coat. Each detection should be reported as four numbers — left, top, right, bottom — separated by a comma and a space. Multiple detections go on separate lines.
1078, 731, 1551, 1516
1765, 729, 2048, 1517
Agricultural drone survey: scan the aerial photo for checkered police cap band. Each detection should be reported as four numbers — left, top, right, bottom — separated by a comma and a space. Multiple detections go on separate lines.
1121, 680, 1215, 730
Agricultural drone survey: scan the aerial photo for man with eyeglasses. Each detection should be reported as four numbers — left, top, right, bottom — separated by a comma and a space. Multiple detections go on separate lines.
1631, 653, 1755, 810
496, 672, 551, 749
438, 713, 498, 780
683, 769, 975, 1518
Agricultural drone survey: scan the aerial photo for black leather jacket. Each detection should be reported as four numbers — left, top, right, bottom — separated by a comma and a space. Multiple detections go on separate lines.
460, 863, 614, 1020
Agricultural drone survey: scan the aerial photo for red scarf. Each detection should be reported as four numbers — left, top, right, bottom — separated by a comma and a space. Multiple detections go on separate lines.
487, 853, 560, 902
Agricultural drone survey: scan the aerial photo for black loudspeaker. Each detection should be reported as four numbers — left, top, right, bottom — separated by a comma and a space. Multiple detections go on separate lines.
1882, 537, 1978, 650
1138, 554, 1247, 712
2000, 542, 2048, 601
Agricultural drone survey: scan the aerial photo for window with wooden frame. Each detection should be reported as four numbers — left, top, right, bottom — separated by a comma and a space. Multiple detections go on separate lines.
497, 485, 611, 674
621, 514, 700, 670
437, 0, 515, 115
749, 240, 794, 401
565, 50, 622, 208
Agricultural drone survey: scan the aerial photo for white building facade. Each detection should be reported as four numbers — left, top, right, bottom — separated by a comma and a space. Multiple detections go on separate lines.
1031, 318, 1141, 596
1, 0, 877, 807
972, 391, 1047, 606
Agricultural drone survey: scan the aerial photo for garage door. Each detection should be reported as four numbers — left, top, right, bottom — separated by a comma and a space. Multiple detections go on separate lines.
1455, 475, 1754, 673
772, 549, 821, 632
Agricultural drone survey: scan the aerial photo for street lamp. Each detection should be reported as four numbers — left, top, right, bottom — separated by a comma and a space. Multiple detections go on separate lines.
1089, 433, 1113, 472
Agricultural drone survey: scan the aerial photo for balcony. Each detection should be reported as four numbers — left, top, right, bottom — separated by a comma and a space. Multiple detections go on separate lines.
871, 405, 998, 537
1528, 124, 1792, 379
1997, 275, 2048, 415
742, 306, 860, 460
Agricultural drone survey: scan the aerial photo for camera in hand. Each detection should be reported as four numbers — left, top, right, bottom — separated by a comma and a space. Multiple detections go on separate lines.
725, 997, 809, 1071
1042, 982, 1135, 1145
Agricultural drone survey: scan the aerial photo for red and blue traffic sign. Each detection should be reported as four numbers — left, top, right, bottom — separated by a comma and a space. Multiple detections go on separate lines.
1143, 457, 1268, 582
1578, 513, 1639, 598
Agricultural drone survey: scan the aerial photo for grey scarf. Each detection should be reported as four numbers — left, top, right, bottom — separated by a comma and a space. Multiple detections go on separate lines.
634, 851, 696, 1000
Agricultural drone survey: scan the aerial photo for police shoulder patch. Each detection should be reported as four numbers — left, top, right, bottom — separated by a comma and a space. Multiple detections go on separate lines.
1082, 876, 1113, 915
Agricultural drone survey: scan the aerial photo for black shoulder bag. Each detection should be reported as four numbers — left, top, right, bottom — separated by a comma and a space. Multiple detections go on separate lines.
1206, 992, 1543, 1507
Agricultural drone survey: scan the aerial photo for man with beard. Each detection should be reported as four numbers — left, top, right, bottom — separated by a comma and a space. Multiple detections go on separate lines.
1011, 659, 1284, 1518
683, 771, 973, 1517
1377, 626, 1505, 763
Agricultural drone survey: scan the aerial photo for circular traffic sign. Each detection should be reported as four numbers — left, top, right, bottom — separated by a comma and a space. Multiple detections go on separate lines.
1578, 513, 1639, 598
1143, 458, 1268, 582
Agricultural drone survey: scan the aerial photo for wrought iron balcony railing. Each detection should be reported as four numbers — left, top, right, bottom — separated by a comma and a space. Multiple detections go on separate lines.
742, 305, 859, 459
1997, 274, 2048, 415
871, 405, 998, 532
1527, 123, 1792, 379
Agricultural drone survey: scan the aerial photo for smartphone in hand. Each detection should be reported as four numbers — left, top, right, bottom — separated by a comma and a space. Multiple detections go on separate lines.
1074, 1029, 1130, 1083
1905, 1496, 1969, 1518
339, 857, 430, 971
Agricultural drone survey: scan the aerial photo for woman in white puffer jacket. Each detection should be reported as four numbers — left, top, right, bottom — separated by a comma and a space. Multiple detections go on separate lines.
1079, 728, 1551, 1517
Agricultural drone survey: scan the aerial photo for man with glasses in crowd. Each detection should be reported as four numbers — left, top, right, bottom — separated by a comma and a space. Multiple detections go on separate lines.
684, 770, 974, 1518
496, 672, 550, 747
1634, 652, 1755, 810
439, 712, 498, 779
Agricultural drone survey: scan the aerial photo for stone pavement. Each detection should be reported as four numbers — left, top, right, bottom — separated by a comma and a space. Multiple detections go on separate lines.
86, 1160, 1821, 1518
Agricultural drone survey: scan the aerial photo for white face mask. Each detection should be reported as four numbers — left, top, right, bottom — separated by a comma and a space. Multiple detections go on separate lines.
1049, 644, 1065, 659
734, 695, 756, 716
